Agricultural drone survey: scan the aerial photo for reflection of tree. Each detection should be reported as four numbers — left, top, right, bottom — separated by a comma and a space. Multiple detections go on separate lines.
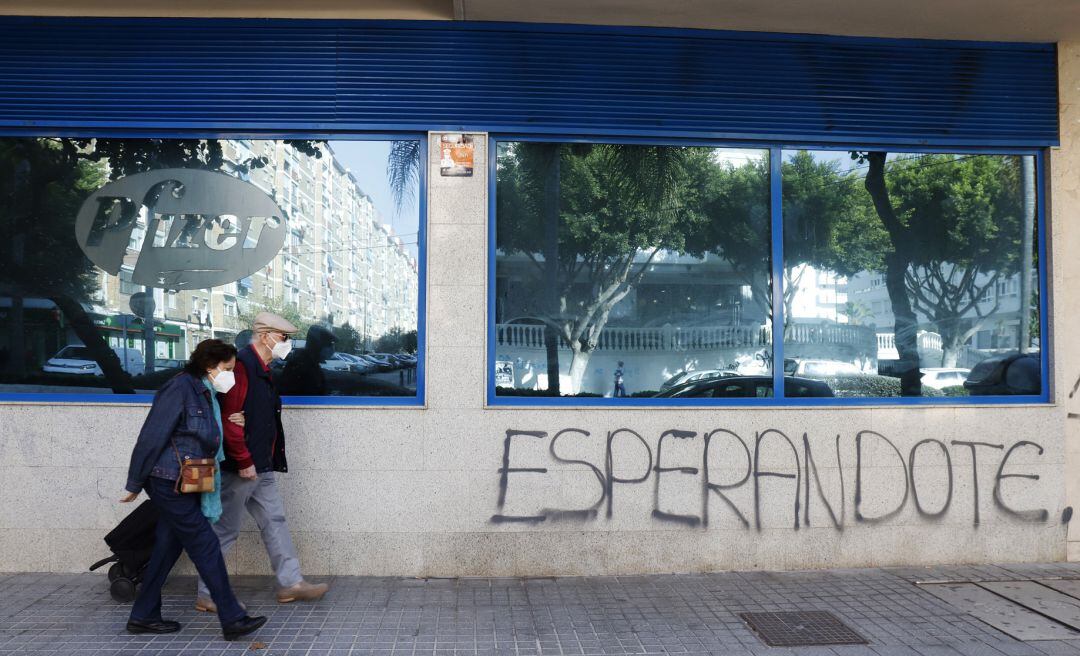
538, 145, 563, 395
332, 323, 362, 355
63, 138, 321, 177
843, 300, 874, 326
906, 264, 1000, 365
782, 152, 884, 320
387, 140, 421, 213
0, 139, 123, 387
692, 157, 772, 319
237, 295, 312, 339
700, 152, 882, 329
857, 153, 1024, 389
890, 155, 1023, 367
375, 327, 418, 354
499, 143, 566, 393
498, 143, 710, 393
708, 150, 1027, 389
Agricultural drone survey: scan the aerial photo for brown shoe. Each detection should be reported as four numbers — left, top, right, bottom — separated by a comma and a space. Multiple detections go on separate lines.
194, 597, 246, 614
276, 580, 329, 604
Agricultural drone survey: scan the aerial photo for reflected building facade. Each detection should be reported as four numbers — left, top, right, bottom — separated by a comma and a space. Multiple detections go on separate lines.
88, 140, 419, 359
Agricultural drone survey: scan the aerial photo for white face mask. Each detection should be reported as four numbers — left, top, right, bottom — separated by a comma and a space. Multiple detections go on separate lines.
210, 369, 236, 394
270, 336, 293, 361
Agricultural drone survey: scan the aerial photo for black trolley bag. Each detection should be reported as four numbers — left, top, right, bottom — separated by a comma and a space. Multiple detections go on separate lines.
89, 499, 159, 602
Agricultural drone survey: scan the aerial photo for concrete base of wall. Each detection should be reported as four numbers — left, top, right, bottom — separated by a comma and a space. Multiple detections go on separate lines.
0, 400, 1070, 576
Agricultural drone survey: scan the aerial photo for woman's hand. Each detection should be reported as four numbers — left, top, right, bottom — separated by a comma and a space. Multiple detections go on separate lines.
120, 491, 138, 503
228, 412, 245, 428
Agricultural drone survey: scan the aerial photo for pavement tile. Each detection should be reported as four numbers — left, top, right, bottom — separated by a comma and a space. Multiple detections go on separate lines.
2, 566, 1080, 655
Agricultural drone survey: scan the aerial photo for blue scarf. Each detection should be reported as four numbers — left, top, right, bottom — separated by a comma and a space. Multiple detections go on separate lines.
201, 376, 225, 523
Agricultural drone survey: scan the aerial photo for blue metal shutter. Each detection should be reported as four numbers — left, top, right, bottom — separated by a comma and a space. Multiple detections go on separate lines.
0, 17, 1058, 146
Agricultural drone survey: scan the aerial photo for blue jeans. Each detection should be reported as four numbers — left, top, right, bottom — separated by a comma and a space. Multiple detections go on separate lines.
197, 471, 302, 599
130, 476, 246, 626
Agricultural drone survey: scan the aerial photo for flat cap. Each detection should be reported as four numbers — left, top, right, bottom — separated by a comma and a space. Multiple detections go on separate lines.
253, 311, 298, 335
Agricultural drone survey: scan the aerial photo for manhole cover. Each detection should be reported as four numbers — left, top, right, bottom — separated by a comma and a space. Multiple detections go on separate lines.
740, 611, 868, 647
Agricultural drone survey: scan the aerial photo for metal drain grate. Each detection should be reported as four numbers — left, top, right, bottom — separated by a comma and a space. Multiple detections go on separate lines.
740, 611, 868, 647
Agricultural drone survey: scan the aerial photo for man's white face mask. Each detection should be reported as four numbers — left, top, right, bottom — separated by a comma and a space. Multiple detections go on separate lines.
270, 334, 293, 361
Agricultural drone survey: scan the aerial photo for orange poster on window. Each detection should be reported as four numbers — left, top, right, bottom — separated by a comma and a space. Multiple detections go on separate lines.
440, 133, 474, 176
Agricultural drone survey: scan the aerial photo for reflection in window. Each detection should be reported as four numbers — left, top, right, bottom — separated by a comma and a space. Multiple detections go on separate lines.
782, 150, 1040, 398
0, 138, 421, 398
494, 142, 772, 398
119, 268, 139, 296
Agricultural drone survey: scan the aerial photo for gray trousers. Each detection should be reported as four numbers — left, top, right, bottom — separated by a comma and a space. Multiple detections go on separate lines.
196, 471, 303, 598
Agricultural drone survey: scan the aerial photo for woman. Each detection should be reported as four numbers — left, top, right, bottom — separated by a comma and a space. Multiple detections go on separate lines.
121, 339, 267, 641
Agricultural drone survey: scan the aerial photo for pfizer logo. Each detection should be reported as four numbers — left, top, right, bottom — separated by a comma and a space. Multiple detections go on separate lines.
75, 168, 287, 290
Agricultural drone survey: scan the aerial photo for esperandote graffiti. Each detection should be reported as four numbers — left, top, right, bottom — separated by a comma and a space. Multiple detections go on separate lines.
492, 428, 1072, 529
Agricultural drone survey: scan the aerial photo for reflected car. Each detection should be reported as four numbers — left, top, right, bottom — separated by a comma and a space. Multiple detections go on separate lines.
386, 353, 415, 367
920, 368, 970, 390
786, 359, 861, 378
43, 345, 145, 376
964, 353, 1041, 395
659, 369, 735, 390
321, 352, 354, 372
653, 375, 834, 398
362, 354, 396, 372
372, 353, 408, 368
336, 353, 378, 374
154, 358, 185, 370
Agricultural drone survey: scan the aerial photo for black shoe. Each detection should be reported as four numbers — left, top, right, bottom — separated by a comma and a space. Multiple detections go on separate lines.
126, 618, 181, 634
222, 615, 267, 641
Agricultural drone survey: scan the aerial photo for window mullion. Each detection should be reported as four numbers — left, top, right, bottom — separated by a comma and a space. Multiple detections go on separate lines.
770, 146, 785, 401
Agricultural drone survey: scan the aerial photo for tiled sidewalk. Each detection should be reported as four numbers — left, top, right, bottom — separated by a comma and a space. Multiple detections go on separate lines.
2, 563, 1080, 655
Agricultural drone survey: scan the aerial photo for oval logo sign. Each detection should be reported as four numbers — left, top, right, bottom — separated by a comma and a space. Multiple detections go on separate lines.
75, 168, 287, 290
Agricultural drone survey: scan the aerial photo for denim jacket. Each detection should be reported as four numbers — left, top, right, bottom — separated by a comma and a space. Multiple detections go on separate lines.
125, 372, 222, 494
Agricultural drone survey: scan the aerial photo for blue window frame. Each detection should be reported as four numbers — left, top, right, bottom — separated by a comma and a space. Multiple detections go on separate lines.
0, 130, 427, 407
487, 135, 1050, 406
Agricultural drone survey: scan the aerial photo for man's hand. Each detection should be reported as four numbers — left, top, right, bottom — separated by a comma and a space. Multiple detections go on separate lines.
228, 412, 245, 428
238, 465, 257, 480
120, 491, 138, 503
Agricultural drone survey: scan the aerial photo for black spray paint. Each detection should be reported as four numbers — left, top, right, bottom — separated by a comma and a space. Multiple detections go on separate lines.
491, 427, 1070, 530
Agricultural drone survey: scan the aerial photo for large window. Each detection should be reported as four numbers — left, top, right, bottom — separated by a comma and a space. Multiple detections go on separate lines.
491, 141, 1045, 404
493, 142, 773, 400
782, 150, 1041, 400
0, 137, 424, 403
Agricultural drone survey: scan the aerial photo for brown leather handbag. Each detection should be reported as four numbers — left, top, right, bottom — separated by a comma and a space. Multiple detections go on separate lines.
172, 442, 216, 494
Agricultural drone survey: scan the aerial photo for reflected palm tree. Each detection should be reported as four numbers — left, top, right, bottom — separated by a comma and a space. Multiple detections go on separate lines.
388, 140, 421, 214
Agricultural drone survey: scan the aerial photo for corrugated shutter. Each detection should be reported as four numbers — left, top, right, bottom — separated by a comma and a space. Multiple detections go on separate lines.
0, 17, 1059, 146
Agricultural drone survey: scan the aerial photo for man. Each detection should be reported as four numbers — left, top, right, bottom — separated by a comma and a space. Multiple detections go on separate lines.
613, 361, 626, 398
195, 312, 328, 612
